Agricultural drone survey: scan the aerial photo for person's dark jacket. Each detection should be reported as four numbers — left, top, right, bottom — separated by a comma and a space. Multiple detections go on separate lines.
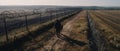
55, 20, 63, 32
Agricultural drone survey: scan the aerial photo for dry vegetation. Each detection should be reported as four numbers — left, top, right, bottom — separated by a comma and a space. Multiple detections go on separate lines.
13, 11, 90, 51
89, 10, 120, 51
64, 11, 89, 51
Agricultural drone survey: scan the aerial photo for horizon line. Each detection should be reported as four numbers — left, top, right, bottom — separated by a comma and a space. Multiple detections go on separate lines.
0, 5, 119, 7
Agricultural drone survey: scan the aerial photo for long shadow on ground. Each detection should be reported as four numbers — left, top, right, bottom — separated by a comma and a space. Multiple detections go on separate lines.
57, 33, 87, 46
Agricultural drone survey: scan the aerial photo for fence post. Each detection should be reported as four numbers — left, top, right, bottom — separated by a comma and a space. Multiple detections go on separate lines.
39, 12, 41, 23
47, 9, 51, 21
21, 10, 29, 33
2, 14, 9, 42
50, 10, 53, 20
25, 15, 29, 32
55, 10, 58, 19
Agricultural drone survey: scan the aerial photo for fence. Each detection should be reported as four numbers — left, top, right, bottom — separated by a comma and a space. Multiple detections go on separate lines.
0, 8, 79, 44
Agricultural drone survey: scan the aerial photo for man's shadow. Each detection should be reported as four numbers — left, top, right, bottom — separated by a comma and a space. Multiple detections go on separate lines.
56, 33, 87, 46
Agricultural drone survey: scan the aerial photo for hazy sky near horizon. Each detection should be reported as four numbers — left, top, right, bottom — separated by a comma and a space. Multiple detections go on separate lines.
0, 0, 119, 6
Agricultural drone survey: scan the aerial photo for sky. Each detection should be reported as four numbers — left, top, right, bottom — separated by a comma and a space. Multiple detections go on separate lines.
0, 0, 120, 6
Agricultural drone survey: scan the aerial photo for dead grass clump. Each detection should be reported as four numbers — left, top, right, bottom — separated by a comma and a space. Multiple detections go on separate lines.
108, 34, 120, 49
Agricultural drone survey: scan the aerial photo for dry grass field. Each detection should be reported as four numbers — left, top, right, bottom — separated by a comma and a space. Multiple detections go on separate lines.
89, 10, 120, 51
1, 9, 120, 51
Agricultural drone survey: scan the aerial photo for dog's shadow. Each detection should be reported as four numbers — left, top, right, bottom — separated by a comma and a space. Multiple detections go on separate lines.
57, 34, 87, 46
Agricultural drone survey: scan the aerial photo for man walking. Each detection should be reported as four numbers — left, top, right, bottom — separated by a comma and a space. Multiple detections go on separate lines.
54, 19, 63, 37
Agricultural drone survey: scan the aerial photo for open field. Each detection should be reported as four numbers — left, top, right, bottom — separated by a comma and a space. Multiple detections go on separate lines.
89, 10, 120, 51
0, 7, 120, 51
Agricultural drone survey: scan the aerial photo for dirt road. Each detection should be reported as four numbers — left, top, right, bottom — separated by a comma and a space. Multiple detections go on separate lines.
21, 11, 89, 51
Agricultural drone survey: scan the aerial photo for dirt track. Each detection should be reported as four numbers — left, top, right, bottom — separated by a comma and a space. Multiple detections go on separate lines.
39, 12, 79, 51
19, 11, 89, 51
